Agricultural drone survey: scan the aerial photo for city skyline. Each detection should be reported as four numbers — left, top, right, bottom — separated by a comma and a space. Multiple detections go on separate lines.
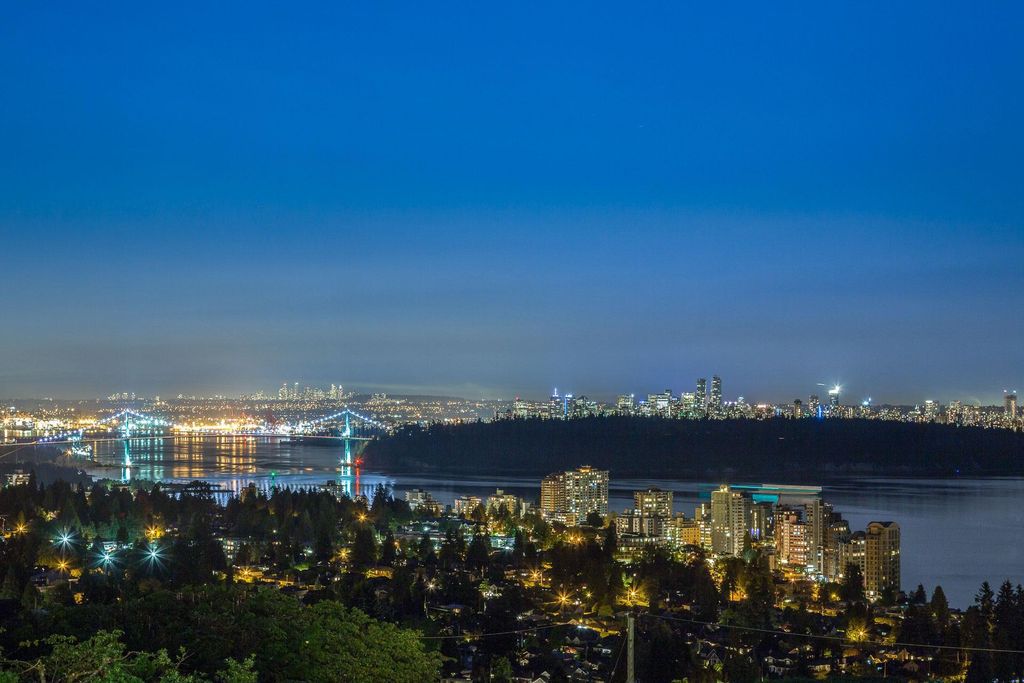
1, 377, 1018, 408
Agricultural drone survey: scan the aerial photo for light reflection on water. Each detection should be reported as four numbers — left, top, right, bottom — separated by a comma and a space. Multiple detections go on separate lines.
82, 436, 1024, 608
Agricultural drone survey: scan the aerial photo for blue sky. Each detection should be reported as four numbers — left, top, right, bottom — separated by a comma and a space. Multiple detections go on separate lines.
2, 3, 1022, 402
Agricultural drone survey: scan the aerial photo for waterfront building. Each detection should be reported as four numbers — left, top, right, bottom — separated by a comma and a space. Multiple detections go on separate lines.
540, 466, 609, 526
405, 488, 442, 516
486, 489, 526, 517
710, 485, 751, 556
634, 488, 673, 518
453, 495, 483, 516
864, 521, 901, 597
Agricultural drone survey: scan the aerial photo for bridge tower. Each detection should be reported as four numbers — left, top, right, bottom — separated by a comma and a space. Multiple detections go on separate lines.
122, 412, 133, 468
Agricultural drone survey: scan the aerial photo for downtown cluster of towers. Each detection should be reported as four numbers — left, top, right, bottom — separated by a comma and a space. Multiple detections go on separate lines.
512, 376, 832, 420
508, 381, 1022, 429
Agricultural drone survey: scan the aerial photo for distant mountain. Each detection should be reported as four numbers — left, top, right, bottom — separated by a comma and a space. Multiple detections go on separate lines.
363, 416, 1024, 478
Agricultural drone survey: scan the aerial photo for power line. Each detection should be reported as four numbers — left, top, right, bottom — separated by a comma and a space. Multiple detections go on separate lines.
646, 612, 1024, 655
418, 621, 579, 641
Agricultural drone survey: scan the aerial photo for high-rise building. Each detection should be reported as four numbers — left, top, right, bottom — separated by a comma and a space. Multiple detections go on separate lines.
647, 390, 672, 418
486, 489, 526, 517
775, 508, 809, 569
839, 531, 866, 581
710, 376, 722, 412
710, 485, 751, 556
616, 394, 636, 416
828, 385, 841, 410
864, 521, 900, 597
803, 498, 833, 575
616, 491, 675, 539
694, 503, 713, 550
279, 383, 289, 400
696, 378, 707, 411
634, 488, 673, 518
792, 399, 803, 418
540, 466, 609, 526
923, 400, 940, 421
549, 390, 566, 420
1006, 392, 1018, 419
809, 394, 821, 417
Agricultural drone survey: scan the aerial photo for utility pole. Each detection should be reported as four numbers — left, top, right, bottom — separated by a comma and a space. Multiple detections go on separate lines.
626, 611, 635, 683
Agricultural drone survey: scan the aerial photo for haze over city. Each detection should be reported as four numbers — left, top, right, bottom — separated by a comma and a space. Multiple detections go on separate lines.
3, 3, 1023, 403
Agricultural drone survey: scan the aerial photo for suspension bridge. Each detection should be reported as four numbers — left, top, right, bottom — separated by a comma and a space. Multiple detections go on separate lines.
17, 407, 390, 480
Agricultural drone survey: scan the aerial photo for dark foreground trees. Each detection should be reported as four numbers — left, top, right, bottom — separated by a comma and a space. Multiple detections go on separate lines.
1, 586, 441, 683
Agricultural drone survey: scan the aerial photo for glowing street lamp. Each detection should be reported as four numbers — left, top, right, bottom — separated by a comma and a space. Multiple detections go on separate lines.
97, 548, 116, 570
144, 543, 163, 567
54, 530, 74, 550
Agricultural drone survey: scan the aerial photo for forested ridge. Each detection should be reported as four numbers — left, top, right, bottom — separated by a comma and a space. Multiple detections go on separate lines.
364, 417, 1024, 478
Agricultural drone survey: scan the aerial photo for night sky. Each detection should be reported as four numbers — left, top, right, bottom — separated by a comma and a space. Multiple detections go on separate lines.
2, 3, 1022, 403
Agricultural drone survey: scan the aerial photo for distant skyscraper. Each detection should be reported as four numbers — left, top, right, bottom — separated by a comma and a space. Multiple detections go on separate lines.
710, 485, 751, 556
616, 394, 636, 416
696, 378, 707, 411
710, 375, 722, 411
1006, 392, 1018, 419
647, 390, 672, 417
549, 390, 565, 420
828, 385, 841, 410
809, 394, 820, 417
792, 399, 803, 418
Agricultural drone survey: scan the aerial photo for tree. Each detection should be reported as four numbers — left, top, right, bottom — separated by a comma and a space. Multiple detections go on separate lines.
602, 524, 617, 560
301, 601, 442, 682
965, 582, 996, 683
840, 563, 865, 604
466, 534, 490, 574
930, 585, 950, 631
992, 580, 1021, 682
350, 526, 378, 570
380, 530, 398, 566
491, 656, 513, 683
0, 628, 255, 682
